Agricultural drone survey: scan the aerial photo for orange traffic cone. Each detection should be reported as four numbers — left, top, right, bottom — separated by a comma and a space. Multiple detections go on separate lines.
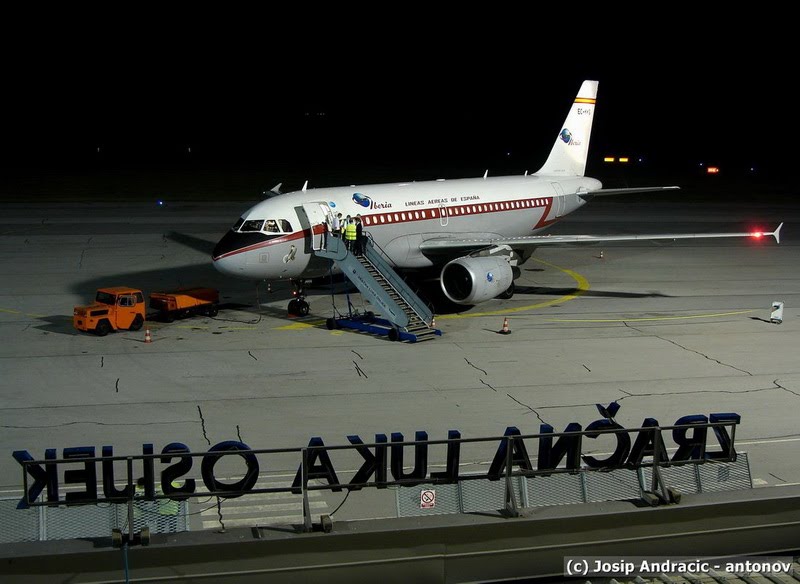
144, 329, 152, 343
498, 317, 510, 334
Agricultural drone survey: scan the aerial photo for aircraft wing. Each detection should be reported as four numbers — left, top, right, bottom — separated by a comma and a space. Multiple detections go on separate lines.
418, 223, 783, 255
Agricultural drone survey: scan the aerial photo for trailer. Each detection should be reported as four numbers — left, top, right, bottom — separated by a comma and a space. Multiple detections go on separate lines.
149, 288, 219, 322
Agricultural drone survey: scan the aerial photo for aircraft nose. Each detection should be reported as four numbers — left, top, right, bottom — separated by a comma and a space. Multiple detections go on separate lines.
212, 230, 252, 261
212, 231, 248, 276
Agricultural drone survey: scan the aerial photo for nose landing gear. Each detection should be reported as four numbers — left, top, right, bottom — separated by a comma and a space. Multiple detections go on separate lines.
288, 280, 310, 316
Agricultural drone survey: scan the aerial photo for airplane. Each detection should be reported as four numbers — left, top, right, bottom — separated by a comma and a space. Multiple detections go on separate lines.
212, 80, 782, 317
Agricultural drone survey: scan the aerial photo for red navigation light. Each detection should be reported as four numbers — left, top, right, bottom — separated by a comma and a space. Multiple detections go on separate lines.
751, 231, 764, 239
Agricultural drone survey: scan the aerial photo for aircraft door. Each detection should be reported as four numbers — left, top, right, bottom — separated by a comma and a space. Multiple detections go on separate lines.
439, 204, 449, 227
550, 182, 566, 217
301, 202, 331, 251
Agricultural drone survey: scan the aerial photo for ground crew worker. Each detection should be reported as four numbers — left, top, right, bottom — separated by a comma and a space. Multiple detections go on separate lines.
354, 215, 364, 255
341, 215, 350, 238
344, 218, 357, 251
157, 481, 182, 532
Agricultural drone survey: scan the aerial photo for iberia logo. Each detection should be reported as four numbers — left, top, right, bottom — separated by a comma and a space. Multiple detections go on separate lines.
559, 128, 582, 146
353, 192, 392, 210
352, 192, 371, 207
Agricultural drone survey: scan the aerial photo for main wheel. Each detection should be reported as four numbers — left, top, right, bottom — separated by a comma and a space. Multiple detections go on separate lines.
288, 299, 299, 316
129, 314, 144, 331
95, 320, 111, 336
206, 304, 219, 317
297, 300, 309, 316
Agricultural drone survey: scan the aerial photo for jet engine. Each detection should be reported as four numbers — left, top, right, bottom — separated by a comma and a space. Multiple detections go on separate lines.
440, 256, 514, 305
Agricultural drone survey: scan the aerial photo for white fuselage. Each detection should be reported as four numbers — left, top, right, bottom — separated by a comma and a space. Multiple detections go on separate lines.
211, 174, 601, 281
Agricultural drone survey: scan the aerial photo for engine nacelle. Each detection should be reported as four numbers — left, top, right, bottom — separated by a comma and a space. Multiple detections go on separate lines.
440, 256, 514, 305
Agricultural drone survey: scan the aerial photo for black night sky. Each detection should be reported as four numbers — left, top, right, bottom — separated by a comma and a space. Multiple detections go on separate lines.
1, 12, 794, 199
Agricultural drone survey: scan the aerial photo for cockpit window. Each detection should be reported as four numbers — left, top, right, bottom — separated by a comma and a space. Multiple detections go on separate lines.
240, 219, 265, 232
259, 219, 294, 233
232, 218, 244, 231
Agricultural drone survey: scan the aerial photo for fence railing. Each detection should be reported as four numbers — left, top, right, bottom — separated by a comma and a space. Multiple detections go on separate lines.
12, 417, 742, 538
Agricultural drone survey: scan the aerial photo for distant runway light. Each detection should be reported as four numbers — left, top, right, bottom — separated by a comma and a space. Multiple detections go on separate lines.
157, 200, 165, 207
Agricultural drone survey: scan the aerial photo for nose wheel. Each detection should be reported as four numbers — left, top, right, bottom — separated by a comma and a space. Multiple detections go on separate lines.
288, 280, 310, 316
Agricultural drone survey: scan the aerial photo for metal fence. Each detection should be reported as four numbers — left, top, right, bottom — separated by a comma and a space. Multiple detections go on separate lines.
0, 498, 189, 544
396, 452, 752, 517
9, 418, 746, 540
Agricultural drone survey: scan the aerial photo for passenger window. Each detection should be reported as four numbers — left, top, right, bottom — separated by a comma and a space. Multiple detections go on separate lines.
280, 219, 293, 232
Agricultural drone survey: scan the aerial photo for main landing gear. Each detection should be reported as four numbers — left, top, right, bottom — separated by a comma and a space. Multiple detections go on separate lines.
287, 280, 310, 316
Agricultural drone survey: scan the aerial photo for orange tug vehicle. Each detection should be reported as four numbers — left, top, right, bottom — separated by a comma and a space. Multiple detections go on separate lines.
73, 287, 219, 336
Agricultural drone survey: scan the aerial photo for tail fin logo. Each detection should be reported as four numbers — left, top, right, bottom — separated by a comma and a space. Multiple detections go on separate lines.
559, 128, 582, 146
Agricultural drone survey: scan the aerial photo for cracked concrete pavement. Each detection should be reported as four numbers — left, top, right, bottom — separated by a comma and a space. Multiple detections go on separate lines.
1, 193, 798, 523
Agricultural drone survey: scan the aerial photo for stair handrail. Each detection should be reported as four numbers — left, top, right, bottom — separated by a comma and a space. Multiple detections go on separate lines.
361, 233, 433, 326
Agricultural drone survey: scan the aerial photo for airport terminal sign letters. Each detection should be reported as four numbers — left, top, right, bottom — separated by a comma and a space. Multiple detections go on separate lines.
12, 411, 739, 508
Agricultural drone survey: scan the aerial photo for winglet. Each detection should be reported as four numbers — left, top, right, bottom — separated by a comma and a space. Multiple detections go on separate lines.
270, 183, 283, 195
483, 170, 488, 179
772, 222, 784, 244
302, 180, 308, 192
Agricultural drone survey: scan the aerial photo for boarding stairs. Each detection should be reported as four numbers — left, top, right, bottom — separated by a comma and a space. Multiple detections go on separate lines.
314, 235, 441, 342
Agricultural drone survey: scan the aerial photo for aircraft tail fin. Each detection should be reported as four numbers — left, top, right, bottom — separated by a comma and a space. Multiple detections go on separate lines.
535, 80, 598, 177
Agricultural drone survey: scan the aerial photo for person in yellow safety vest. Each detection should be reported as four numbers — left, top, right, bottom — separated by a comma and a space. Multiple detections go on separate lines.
344, 218, 357, 252
157, 481, 182, 532
133, 478, 181, 532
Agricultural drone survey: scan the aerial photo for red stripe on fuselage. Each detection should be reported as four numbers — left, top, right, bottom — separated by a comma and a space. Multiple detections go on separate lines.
361, 196, 552, 227
212, 224, 324, 261
533, 197, 559, 229
217, 198, 554, 260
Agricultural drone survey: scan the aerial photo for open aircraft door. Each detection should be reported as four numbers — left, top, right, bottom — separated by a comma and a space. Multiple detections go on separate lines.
301, 202, 332, 251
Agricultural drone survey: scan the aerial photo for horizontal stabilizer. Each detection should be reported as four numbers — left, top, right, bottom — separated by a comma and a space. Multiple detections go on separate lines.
581, 186, 680, 198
